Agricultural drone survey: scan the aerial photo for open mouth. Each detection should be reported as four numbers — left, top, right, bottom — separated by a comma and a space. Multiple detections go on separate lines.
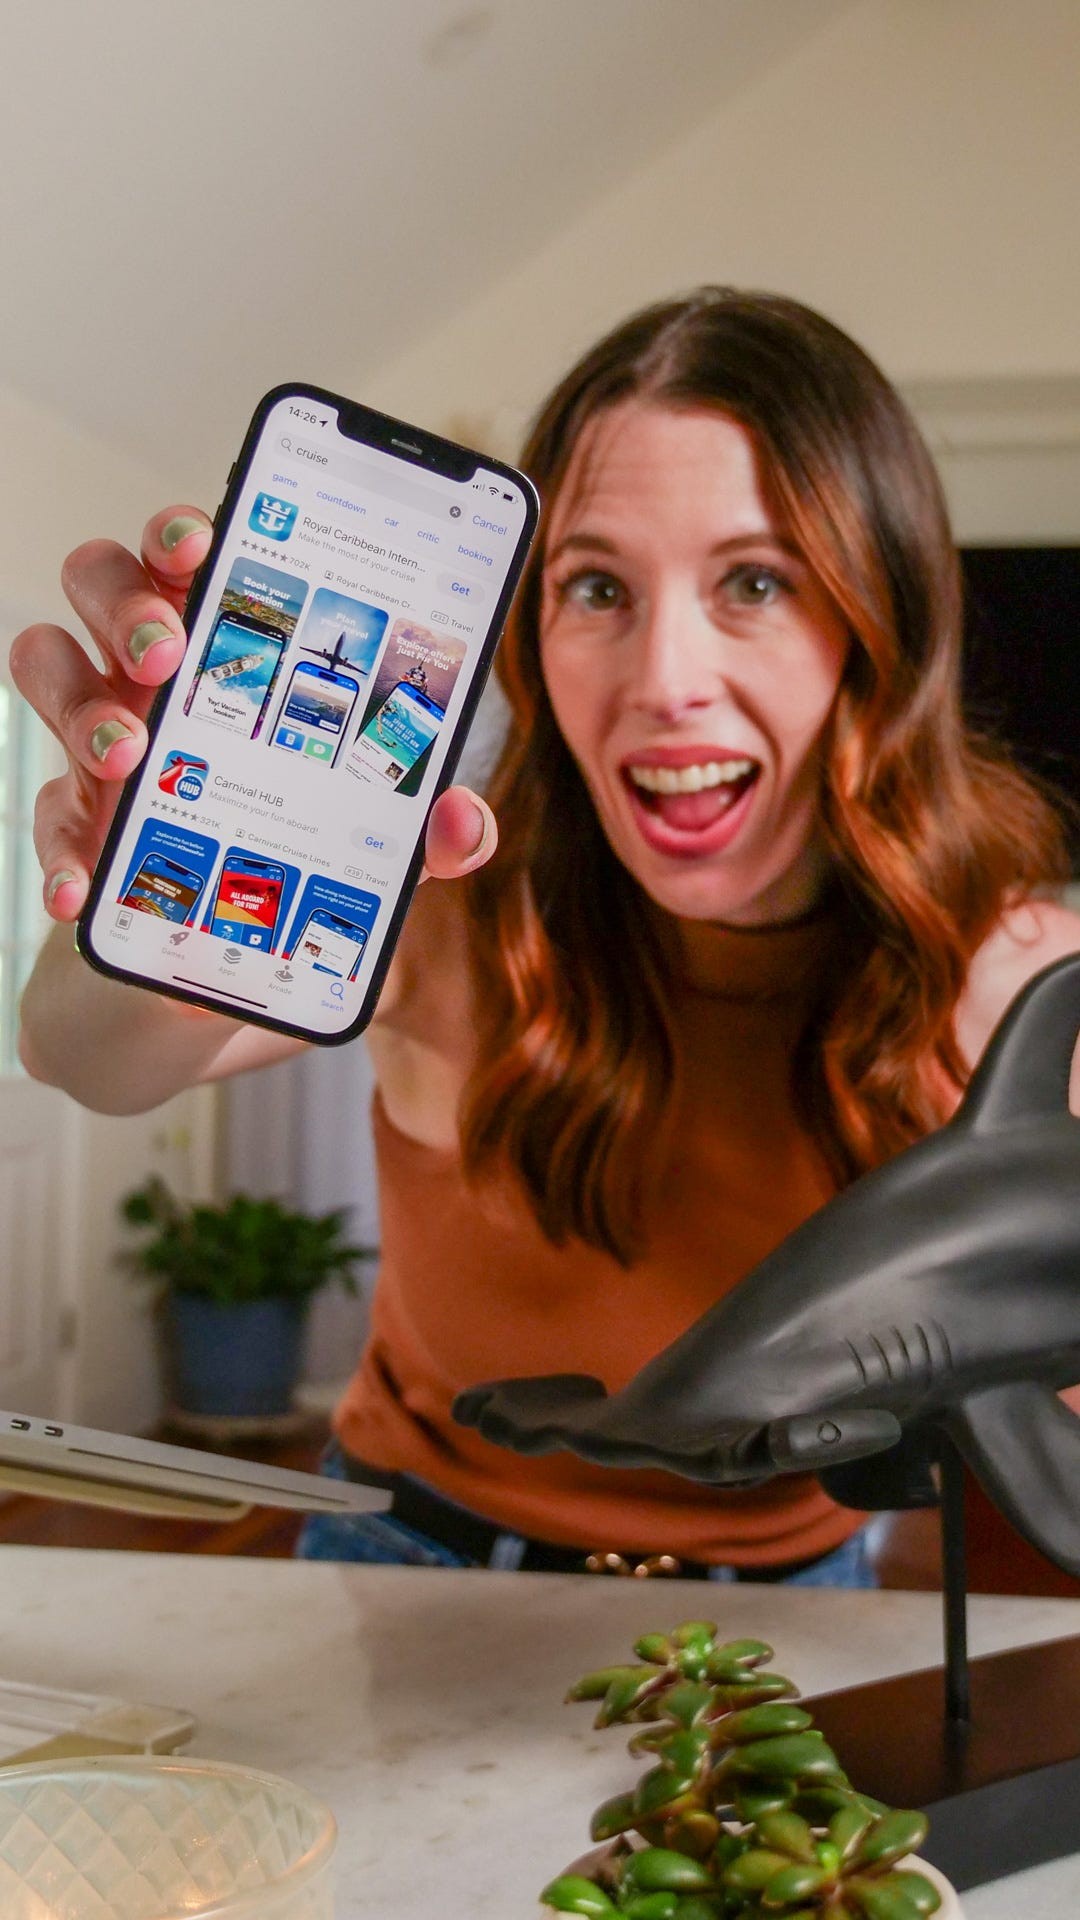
623, 756, 761, 835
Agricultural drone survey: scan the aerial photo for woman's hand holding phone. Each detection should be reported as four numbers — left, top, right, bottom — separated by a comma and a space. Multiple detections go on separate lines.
10, 505, 498, 927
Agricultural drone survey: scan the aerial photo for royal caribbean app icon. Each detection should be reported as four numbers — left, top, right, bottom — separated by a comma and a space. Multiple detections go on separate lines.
158, 750, 210, 801
249, 493, 298, 541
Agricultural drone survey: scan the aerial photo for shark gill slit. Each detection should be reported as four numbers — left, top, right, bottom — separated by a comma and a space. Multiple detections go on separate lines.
845, 1337, 869, 1387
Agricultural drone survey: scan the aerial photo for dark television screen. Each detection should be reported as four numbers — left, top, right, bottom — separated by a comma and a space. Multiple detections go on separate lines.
960, 546, 1080, 867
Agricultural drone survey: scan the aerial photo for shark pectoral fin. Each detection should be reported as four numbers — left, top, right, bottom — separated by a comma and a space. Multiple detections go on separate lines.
956, 952, 1080, 1134
819, 1426, 940, 1512
949, 1380, 1080, 1579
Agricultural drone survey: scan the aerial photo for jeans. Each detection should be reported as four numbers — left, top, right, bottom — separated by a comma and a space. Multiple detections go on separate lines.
295, 1444, 878, 1588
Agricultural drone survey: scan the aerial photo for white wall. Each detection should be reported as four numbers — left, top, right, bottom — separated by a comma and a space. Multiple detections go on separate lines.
363, 0, 1080, 469
0, 382, 171, 625
0, 387, 222, 1431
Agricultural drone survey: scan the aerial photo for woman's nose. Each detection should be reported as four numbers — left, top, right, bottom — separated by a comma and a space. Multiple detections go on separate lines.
627, 593, 726, 720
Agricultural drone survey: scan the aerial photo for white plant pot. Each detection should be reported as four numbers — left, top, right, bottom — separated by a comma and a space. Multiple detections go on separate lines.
541, 1843, 964, 1916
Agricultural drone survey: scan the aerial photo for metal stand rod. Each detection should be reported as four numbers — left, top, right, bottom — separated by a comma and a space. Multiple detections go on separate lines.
938, 1433, 971, 1726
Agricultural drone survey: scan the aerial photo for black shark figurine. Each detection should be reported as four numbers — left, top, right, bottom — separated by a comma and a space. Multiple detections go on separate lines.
455, 952, 1080, 1577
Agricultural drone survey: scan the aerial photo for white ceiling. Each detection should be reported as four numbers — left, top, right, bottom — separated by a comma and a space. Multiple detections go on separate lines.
0, 0, 848, 485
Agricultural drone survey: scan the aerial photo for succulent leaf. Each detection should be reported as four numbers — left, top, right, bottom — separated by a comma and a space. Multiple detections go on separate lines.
854, 1811, 929, 1869
723, 1704, 814, 1745
590, 1793, 638, 1842
568, 1667, 655, 1703
753, 1810, 816, 1862
725, 1732, 845, 1782
622, 1894, 679, 1919
759, 1861, 830, 1907
828, 1803, 874, 1862
882, 1870, 943, 1916
634, 1766, 696, 1818
849, 1872, 941, 1919
664, 1681, 716, 1727
635, 1635, 675, 1664
539, 1873, 619, 1914
623, 1848, 716, 1894
671, 1623, 718, 1650
722, 1848, 793, 1894
660, 1809, 720, 1859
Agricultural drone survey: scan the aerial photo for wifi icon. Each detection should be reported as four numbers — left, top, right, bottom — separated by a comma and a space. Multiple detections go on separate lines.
489, 485, 500, 495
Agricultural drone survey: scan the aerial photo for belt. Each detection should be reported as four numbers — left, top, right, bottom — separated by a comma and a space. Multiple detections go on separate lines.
384, 1473, 826, 1581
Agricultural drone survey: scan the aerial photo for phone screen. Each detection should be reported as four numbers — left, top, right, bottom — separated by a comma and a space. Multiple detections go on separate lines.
208, 854, 287, 949
293, 908, 368, 978
78, 386, 538, 1042
271, 660, 359, 766
121, 853, 205, 923
349, 680, 443, 788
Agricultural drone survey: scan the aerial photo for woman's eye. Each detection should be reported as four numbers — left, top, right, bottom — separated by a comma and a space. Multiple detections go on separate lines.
722, 563, 792, 608
552, 569, 628, 613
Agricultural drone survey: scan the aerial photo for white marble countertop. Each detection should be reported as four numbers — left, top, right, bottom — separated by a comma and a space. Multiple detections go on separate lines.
0, 1547, 1077, 1917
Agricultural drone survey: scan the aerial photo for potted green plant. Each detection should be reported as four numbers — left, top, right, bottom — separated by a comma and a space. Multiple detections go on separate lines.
540, 1620, 961, 1919
121, 1177, 369, 1419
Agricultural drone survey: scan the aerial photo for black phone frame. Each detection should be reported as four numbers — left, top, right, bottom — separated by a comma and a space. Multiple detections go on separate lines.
76, 382, 540, 1045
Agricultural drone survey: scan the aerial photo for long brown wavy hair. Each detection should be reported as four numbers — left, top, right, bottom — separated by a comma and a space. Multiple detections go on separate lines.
460, 289, 1070, 1263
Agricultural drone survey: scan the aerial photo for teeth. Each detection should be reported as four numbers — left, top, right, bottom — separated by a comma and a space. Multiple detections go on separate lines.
628, 758, 755, 795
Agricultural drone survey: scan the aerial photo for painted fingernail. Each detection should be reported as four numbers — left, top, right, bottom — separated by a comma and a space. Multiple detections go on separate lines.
91, 720, 134, 761
128, 620, 175, 668
46, 870, 78, 905
160, 515, 209, 553
467, 803, 491, 857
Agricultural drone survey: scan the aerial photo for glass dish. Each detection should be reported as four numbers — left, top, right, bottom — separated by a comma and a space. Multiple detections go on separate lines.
0, 1753, 336, 1918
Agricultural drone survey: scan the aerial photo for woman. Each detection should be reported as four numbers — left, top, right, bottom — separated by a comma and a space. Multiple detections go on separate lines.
15, 289, 1080, 1582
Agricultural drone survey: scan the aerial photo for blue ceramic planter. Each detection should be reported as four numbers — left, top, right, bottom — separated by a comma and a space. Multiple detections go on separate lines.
167, 1295, 308, 1416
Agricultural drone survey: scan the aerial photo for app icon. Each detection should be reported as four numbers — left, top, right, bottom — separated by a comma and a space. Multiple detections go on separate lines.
159, 750, 209, 801
249, 494, 298, 540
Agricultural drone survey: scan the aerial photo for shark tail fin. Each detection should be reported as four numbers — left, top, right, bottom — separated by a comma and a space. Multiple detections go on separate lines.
949, 1380, 1080, 1579
957, 952, 1080, 1135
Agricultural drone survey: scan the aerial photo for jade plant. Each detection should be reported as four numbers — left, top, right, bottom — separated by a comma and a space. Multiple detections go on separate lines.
121, 1176, 367, 1306
540, 1621, 941, 1919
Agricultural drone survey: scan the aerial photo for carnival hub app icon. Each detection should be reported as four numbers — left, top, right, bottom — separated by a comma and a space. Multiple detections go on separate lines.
249, 493, 298, 540
158, 750, 209, 801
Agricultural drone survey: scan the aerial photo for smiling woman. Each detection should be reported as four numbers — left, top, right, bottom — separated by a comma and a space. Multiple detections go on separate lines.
14, 287, 1080, 1582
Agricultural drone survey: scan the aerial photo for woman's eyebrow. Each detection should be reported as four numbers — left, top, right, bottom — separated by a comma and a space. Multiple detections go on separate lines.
545, 532, 620, 565
545, 530, 800, 565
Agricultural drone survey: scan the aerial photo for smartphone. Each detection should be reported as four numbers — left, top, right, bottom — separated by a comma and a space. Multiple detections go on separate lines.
271, 658, 360, 767
207, 852, 287, 950
77, 384, 539, 1043
120, 852, 205, 923
293, 908, 369, 979
350, 679, 444, 789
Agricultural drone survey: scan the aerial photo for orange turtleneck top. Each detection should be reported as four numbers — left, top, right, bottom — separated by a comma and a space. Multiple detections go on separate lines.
335, 909, 864, 1567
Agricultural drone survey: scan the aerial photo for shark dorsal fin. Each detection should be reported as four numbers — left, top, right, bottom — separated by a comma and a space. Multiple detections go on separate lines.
958, 951, 1080, 1134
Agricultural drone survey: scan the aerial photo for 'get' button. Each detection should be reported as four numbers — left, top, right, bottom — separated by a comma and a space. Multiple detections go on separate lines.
350, 827, 399, 859
436, 571, 486, 605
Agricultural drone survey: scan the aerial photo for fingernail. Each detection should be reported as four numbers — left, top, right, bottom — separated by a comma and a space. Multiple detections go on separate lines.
91, 720, 134, 761
128, 619, 175, 667
46, 870, 78, 905
160, 515, 208, 552
467, 803, 490, 857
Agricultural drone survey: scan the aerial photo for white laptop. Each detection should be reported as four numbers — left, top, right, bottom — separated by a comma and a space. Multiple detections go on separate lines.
0, 1409, 390, 1521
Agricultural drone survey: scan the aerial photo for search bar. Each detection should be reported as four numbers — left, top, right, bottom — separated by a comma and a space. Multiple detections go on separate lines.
275, 435, 468, 521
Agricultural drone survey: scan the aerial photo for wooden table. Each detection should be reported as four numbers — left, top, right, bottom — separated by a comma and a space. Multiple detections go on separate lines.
0, 1547, 1077, 1916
